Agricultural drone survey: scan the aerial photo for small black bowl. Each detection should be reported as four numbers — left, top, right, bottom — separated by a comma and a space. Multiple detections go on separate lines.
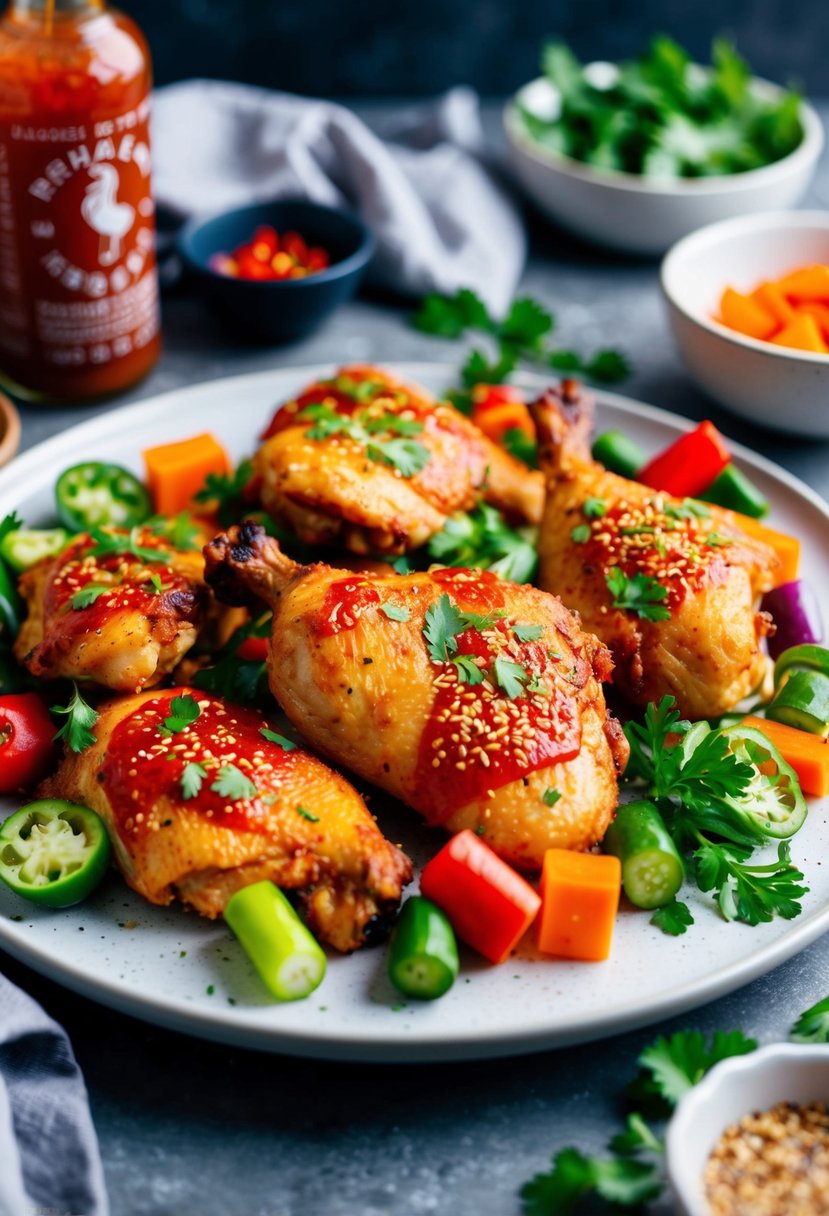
177, 199, 375, 343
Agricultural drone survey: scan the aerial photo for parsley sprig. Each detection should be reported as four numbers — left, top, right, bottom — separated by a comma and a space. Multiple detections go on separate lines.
51, 682, 99, 753
87, 527, 168, 565
427, 503, 538, 585
194, 459, 254, 528
423, 593, 545, 697
296, 402, 430, 478
623, 697, 809, 930
159, 694, 201, 737
412, 287, 630, 425
520, 1026, 756, 1213
605, 568, 671, 622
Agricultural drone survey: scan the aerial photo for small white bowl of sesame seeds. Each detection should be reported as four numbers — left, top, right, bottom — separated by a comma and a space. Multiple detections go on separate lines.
666, 1042, 829, 1216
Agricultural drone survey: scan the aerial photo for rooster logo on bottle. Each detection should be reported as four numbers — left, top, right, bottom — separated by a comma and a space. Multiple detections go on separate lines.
80, 163, 136, 267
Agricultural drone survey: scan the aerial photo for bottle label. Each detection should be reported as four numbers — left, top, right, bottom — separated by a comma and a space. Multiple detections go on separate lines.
0, 94, 159, 372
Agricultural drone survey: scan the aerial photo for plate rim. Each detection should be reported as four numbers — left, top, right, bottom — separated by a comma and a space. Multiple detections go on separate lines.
2, 361, 828, 1062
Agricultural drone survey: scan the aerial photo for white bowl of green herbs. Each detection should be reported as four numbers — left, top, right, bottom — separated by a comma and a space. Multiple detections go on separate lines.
503, 37, 824, 256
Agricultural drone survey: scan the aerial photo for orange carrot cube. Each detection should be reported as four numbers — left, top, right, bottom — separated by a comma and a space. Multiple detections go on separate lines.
537, 850, 621, 962
143, 433, 232, 516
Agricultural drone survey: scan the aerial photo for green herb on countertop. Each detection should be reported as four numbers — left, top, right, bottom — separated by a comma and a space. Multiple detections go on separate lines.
412, 287, 630, 426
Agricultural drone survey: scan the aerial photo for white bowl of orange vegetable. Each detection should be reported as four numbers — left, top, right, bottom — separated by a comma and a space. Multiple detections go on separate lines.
661, 211, 829, 437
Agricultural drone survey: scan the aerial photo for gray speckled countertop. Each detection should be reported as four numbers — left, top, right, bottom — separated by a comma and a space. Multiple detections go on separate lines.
3, 103, 829, 1216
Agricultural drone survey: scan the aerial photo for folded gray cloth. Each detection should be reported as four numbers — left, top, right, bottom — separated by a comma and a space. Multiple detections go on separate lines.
151, 81, 526, 315
0, 975, 108, 1216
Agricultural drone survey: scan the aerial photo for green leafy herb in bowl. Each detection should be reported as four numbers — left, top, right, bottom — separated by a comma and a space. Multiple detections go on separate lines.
519, 36, 803, 181
503, 36, 824, 255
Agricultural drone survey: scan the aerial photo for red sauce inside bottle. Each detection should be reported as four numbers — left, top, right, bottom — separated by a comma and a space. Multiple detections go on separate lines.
103, 692, 302, 841
0, 1, 161, 400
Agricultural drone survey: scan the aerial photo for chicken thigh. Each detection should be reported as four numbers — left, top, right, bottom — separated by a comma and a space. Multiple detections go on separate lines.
531, 382, 779, 720
252, 364, 544, 554
16, 525, 215, 693
40, 689, 412, 952
204, 522, 628, 871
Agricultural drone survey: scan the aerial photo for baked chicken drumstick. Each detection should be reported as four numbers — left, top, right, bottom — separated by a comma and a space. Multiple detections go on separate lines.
40, 689, 412, 952
15, 525, 213, 693
252, 364, 544, 554
204, 522, 628, 871
531, 383, 779, 720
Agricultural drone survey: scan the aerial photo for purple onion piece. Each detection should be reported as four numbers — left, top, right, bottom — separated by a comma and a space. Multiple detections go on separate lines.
762, 580, 824, 661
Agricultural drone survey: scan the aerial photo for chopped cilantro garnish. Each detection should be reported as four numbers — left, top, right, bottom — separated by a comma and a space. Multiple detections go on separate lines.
380, 602, 410, 622
493, 655, 529, 699
296, 805, 320, 823
210, 764, 257, 802
427, 503, 538, 585
542, 788, 561, 806
453, 654, 485, 684
605, 568, 671, 621
583, 497, 607, 518
513, 623, 543, 642
650, 899, 694, 937
663, 499, 710, 521
297, 402, 430, 478
260, 727, 297, 751
194, 459, 254, 528
159, 694, 201, 736
180, 761, 208, 800
705, 532, 732, 547
87, 527, 168, 565
51, 683, 98, 753
71, 584, 110, 610
570, 524, 591, 543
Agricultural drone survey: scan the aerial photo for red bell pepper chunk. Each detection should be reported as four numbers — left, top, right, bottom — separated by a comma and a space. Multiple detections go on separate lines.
236, 636, 269, 662
470, 384, 526, 413
419, 829, 541, 964
0, 693, 57, 793
638, 420, 731, 498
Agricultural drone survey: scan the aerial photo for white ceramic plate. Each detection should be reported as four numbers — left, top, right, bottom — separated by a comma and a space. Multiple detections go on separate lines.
1, 363, 827, 1063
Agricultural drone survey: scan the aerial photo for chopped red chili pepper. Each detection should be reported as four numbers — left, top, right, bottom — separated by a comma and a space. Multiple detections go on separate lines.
208, 225, 331, 282
638, 420, 731, 498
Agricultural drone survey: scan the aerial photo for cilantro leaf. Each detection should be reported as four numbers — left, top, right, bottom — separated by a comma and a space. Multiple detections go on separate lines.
791, 995, 829, 1044
146, 512, 202, 551
570, 525, 590, 543
586, 350, 631, 384
583, 497, 607, 518
194, 459, 254, 528
260, 727, 297, 751
638, 1028, 757, 1107
180, 761, 207, 800
650, 899, 694, 936
453, 654, 485, 684
605, 568, 671, 621
542, 788, 561, 806
160, 694, 201, 736
513, 623, 543, 642
87, 527, 168, 565
0, 511, 23, 545
412, 288, 493, 337
367, 437, 430, 477
502, 426, 539, 469
51, 683, 98, 753
520, 1147, 662, 1214
499, 297, 553, 349
694, 840, 808, 926
71, 584, 110, 610
609, 1113, 663, 1157
210, 764, 257, 802
493, 655, 529, 699
423, 594, 467, 663
427, 503, 538, 585
296, 805, 320, 822
380, 602, 410, 622
322, 374, 390, 403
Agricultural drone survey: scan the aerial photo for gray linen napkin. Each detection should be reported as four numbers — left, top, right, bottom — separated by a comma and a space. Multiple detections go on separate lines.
151, 81, 526, 315
0, 974, 108, 1216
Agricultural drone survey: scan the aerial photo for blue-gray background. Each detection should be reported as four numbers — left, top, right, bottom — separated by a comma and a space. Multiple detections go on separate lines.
138, 0, 824, 96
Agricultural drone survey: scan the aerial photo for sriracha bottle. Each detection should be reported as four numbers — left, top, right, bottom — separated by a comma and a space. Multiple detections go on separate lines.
0, 0, 161, 401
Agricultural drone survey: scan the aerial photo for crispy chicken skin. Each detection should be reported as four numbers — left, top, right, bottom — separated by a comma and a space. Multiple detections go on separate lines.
40, 689, 412, 952
204, 522, 628, 871
531, 382, 779, 720
252, 364, 544, 554
15, 525, 236, 694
